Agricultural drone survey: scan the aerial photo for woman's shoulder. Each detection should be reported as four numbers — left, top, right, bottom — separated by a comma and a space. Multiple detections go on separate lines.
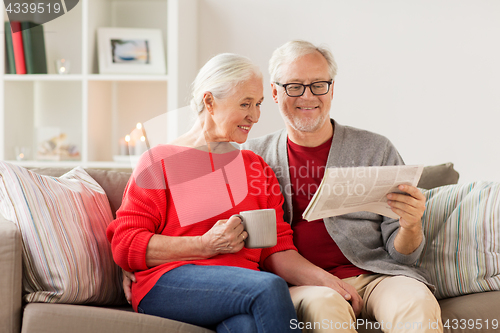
240, 149, 277, 178
149, 143, 189, 154
132, 144, 187, 187
240, 149, 266, 164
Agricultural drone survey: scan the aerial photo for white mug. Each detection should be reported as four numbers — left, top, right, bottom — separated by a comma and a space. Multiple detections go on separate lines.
234, 208, 277, 249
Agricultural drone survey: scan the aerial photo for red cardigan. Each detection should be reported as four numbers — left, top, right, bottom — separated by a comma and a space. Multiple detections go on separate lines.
107, 145, 296, 311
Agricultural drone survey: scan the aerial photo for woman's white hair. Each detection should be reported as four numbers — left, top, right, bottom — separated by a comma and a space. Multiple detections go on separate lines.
190, 53, 262, 114
269, 40, 338, 83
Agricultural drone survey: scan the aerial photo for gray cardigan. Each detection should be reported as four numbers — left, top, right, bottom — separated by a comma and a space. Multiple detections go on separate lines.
242, 119, 432, 289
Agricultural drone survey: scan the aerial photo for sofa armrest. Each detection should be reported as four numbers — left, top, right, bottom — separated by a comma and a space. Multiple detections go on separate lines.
0, 215, 22, 333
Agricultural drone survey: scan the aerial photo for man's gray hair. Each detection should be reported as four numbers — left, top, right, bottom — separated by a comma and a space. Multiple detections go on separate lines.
269, 40, 338, 83
190, 53, 262, 113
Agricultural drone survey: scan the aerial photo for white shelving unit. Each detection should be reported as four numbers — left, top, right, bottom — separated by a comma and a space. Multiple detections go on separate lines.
1, 0, 198, 169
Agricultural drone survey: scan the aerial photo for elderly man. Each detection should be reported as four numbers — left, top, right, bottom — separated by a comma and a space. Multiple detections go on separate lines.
242, 40, 442, 333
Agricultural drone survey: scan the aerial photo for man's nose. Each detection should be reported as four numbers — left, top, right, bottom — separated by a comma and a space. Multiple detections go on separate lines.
300, 86, 315, 98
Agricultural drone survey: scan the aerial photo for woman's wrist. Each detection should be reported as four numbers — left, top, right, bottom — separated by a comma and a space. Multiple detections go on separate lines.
197, 235, 217, 258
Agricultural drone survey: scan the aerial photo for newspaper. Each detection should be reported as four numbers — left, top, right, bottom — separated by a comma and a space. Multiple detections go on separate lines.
302, 165, 424, 221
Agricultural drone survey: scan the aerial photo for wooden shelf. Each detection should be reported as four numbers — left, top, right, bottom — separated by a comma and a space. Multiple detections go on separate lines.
2, 75, 84, 81
6, 160, 134, 170
1, 74, 168, 82
87, 74, 169, 81
0, 0, 197, 165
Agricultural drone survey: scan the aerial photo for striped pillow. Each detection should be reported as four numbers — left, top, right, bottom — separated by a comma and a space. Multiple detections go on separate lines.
417, 181, 500, 299
0, 163, 124, 305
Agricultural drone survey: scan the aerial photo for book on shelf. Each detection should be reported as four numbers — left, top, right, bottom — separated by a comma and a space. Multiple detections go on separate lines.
4, 22, 16, 74
9, 21, 27, 74
21, 21, 48, 74
4, 21, 48, 75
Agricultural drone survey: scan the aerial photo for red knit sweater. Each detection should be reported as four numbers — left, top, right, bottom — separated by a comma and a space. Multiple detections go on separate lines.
107, 145, 296, 311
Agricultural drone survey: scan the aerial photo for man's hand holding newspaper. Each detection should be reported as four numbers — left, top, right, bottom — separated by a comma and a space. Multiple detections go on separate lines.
302, 165, 424, 221
302, 164, 426, 256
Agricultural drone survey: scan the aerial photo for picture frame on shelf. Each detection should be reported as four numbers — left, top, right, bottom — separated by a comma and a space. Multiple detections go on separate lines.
97, 27, 166, 75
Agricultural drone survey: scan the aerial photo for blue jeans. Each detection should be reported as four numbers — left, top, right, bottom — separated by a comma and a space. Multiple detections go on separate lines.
138, 265, 299, 333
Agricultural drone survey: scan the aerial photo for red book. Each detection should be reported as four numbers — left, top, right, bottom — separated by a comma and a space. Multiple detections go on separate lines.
10, 22, 27, 75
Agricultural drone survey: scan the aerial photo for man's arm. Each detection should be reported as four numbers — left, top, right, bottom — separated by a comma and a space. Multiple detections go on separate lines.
379, 139, 426, 260
386, 184, 426, 255
262, 249, 363, 316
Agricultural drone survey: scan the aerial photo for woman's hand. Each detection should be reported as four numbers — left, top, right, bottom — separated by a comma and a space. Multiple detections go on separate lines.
200, 215, 248, 256
325, 275, 363, 317
264, 250, 364, 317
145, 215, 248, 268
122, 269, 136, 304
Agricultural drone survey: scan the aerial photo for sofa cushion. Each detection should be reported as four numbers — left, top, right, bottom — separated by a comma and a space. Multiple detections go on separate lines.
0, 162, 125, 305
29, 168, 131, 218
417, 181, 500, 299
356, 291, 500, 333
417, 162, 459, 189
86, 169, 131, 217
438, 291, 500, 333
22, 303, 215, 333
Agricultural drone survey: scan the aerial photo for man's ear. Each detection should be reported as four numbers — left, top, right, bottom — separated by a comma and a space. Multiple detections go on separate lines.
330, 81, 335, 98
203, 92, 215, 114
271, 83, 279, 103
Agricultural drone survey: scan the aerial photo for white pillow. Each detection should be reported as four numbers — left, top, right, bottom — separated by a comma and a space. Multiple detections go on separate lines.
0, 162, 124, 304
417, 181, 500, 299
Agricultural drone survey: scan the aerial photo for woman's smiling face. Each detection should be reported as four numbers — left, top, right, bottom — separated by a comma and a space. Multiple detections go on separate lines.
207, 74, 264, 144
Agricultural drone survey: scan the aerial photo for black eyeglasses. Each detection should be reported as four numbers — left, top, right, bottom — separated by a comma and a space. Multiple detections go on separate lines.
275, 80, 333, 97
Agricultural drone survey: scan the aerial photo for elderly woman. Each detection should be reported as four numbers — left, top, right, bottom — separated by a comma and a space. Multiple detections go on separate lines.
107, 54, 299, 333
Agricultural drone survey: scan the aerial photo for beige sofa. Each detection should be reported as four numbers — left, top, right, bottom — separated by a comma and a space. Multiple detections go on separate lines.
1, 165, 500, 333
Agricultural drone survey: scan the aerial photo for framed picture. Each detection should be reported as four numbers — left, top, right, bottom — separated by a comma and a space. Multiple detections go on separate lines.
97, 27, 166, 74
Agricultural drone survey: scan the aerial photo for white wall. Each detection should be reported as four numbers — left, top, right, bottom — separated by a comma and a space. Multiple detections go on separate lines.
195, 0, 500, 183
